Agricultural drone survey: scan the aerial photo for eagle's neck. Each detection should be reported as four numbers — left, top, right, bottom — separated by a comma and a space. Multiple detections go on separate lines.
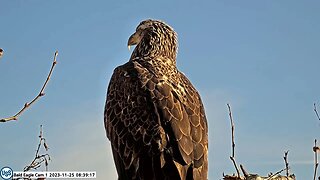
130, 28, 178, 66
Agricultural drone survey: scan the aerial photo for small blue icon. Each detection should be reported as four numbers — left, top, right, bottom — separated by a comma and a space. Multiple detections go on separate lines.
0, 167, 13, 180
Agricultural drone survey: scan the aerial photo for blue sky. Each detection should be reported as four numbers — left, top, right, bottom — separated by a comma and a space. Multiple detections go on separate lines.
0, 0, 320, 179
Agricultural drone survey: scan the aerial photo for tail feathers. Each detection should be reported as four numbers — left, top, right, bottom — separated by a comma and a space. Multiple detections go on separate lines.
113, 150, 207, 180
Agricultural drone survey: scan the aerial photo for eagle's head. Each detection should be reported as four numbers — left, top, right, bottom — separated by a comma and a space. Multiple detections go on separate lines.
128, 19, 178, 61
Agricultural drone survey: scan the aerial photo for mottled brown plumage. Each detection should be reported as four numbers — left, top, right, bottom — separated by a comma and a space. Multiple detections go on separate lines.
104, 19, 208, 180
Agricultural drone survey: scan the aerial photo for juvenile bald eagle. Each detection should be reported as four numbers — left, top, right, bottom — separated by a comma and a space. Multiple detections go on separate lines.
104, 19, 208, 180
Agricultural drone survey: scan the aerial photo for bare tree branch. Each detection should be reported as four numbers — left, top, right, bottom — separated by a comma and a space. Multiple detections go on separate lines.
227, 103, 241, 178
283, 150, 290, 177
266, 168, 286, 180
240, 164, 249, 178
314, 139, 319, 180
24, 125, 50, 172
0, 51, 58, 122
314, 103, 320, 121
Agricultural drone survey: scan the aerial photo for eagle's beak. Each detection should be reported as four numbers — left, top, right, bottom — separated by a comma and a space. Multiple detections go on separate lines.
127, 31, 141, 51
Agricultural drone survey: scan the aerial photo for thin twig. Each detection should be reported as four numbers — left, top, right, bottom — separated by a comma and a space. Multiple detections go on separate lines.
227, 104, 236, 158
283, 150, 290, 177
0, 51, 58, 122
24, 125, 50, 172
227, 103, 240, 178
229, 157, 240, 178
314, 103, 320, 121
240, 164, 249, 178
267, 168, 286, 180
314, 139, 319, 180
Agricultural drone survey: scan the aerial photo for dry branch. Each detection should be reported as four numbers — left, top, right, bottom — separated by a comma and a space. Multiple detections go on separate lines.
313, 103, 320, 180
314, 139, 319, 180
314, 103, 320, 121
227, 103, 241, 178
223, 173, 295, 180
223, 104, 296, 180
283, 151, 290, 177
24, 125, 50, 172
0, 51, 58, 122
267, 168, 286, 180
240, 164, 249, 178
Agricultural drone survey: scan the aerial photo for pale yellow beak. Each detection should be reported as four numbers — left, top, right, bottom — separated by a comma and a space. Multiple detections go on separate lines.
127, 31, 142, 51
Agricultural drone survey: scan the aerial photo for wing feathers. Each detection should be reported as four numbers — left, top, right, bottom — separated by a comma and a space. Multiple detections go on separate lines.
105, 61, 208, 179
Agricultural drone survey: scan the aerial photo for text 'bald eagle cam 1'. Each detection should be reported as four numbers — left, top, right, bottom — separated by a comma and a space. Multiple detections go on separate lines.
104, 19, 208, 180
